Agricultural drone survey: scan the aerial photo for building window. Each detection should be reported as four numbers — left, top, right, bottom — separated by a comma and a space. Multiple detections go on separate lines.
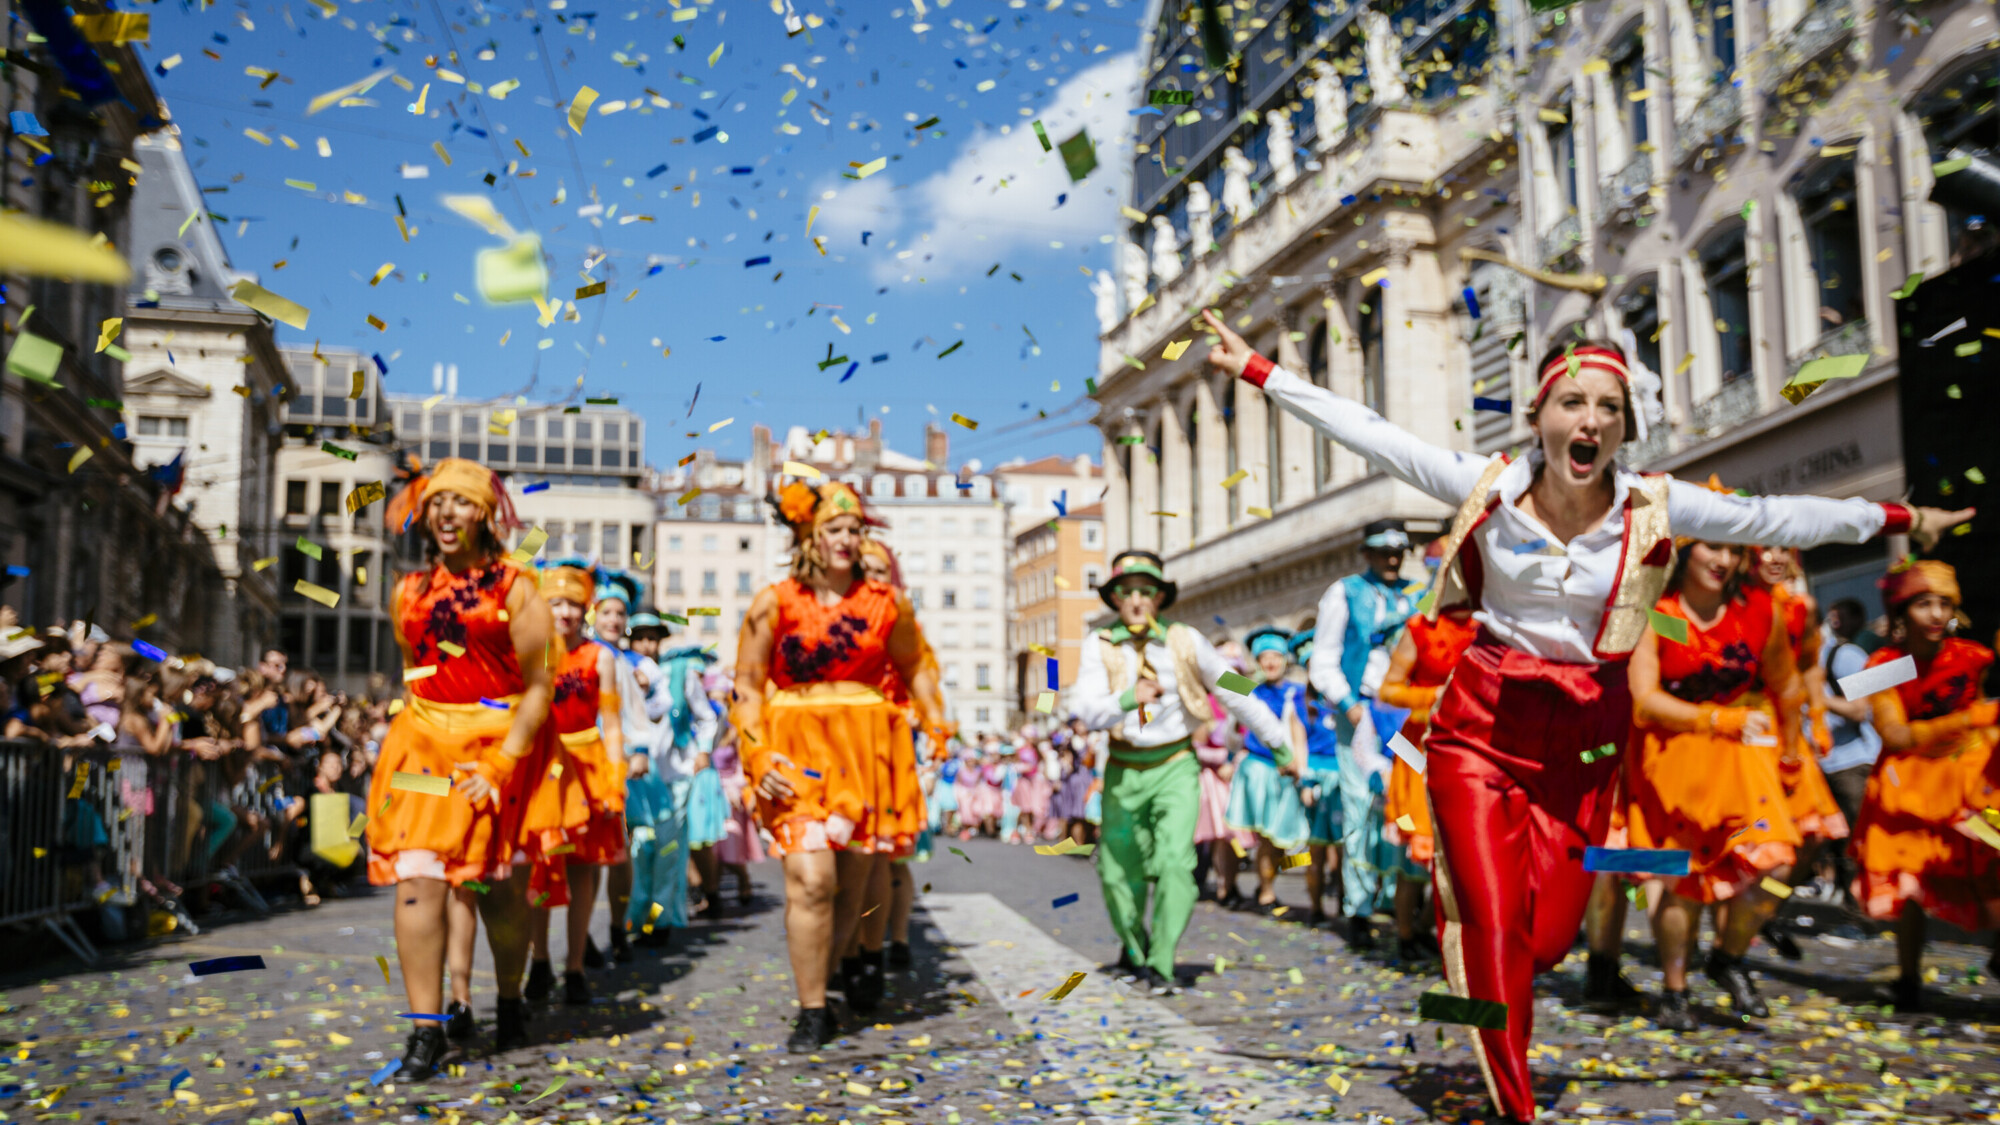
943, 663, 961, 689
1702, 228, 1753, 385
702, 535, 719, 553
908, 587, 924, 609
631, 524, 651, 565
736, 570, 752, 595
973, 587, 992, 609
904, 475, 927, 498
1609, 33, 1648, 149
601, 524, 620, 560
285, 480, 308, 515
666, 569, 684, 594
1701, 0, 1736, 80
1082, 521, 1102, 548
973, 518, 990, 536
1084, 564, 1104, 589
136, 415, 189, 437
941, 518, 960, 537
941, 552, 958, 573
1798, 155, 1864, 335
1546, 102, 1578, 213
546, 419, 564, 439
603, 422, 620, 441
975, 663, 991, 690
941, 588, 958, 608
973, 624, 991, 648
702, 569, 718, 594
575, 421, 593, 440
668, 535, 683, 552
1618, 281, 1664, 389
319, 481, 340, 516
975, 706, 991, 723
905, 553, 927, 573
907, 517, 926, 535
972, 552, 993, 573
871, 473, 896, 497
738, 536, 753, 552
701, 614, 718, 634
942, 625, 961, 647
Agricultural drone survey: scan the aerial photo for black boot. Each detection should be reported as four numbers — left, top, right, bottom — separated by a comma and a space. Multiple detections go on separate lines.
1114, 947, 1143, 980
443, 999, 474, 1042
887, 941, 912, 970
1584, 951, 1642, 1007
582, 936, 606, 969
562, 969, 591, 1007
608, 926, 634, 964
1705, 949, 1769, 1018
523, 960, 555, 1003
1890, 973, 1925, 1012
1653, 988, 1699, 1032
1396, 935, 1432, 965
848, 955, 883, 1014
493, 997, 529, 1052
1760, 919, 1803, 961
787, 1007, 836, 1053
1344, 916, 1376, 951
395, 1025, 447, 1080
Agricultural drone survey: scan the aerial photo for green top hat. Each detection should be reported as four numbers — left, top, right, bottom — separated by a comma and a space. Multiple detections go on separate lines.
1099, 549, 1178, 612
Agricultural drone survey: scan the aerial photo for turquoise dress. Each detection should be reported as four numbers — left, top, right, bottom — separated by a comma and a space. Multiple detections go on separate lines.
1225, 680, 1310, 851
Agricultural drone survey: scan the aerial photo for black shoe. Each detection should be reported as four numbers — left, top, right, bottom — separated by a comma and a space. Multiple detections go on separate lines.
493, 997, 529, 1052
1705, 949, 1769, 1018
443, 999, 474, 1041
608, 927, 634, 964
1396, 936, 1431, 965
1890, 974, 1925, 1012
787, 1006, 837, 1053
1306, 906, 1329, 929
699, 899, 725, 921
1760, 920, 1803, 962
1584, 951, 1643, 1008
523, 960, 554, 1003
887, 941, 912, 970
1137, 966, 1180, 995
1344, 916, 1376, 951
562, 970, 590, 1007
1653, 988, 1699, 1032
848, 955, 884, 1014
395, 1025, 447, 1080
582, 936, 605, 970
1218, 890, 1246, 912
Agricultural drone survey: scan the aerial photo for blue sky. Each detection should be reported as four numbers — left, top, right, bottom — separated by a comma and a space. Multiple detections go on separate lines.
143, 0, 1149, 470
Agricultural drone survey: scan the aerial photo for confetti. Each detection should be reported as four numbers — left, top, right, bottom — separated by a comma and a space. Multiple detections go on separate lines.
527, 1077, 567, 1103
1582, 846, 1691, 875
1044, 971, 1087, 1001
948, 412, 978, 429
1051, 893, 1079, 909
294, 580, 340, 607
1647, 609, 1690, 645
568, 86, 598, 133
189, 955, 267, 975
229, 279, 311, 329
1760, 876, 1794, 899
1838, 655, 1917, 700
1387, 731, 1427, 775
1215, 670, 1257, 695
1417, 991, 1509, 1029
1162, 339, 1192, 361
389, 771, 452, 796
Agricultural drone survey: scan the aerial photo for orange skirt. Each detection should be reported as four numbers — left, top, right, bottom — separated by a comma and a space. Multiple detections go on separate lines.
1854, 734, 2000, 931
751, 682, 914, 858
529, 729, 624, 907
1381, 744, 1434, 866
1619, 722, 1801, 903
1777, 743, 1851, 841
366, 694, 556, 888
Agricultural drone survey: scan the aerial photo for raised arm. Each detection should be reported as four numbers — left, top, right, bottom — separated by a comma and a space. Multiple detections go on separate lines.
1203, 309, 1492, 505
1190, 630, 1291, 759
1870, 682, 1998, 756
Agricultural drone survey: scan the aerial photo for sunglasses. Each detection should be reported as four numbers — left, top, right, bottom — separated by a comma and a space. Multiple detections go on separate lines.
1110, 583, 1162, 600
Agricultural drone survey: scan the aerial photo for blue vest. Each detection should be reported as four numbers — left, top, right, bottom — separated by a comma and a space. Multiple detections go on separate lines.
1301, 689, 1342, 768
660, 652, 705, 750
1242, 681, 1304, 761
1334, 571, 1422, 710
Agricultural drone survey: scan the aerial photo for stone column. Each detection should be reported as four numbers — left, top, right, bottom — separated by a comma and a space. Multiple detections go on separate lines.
1191, 376, 1227, 542
1126, 410, 1161, 554
1271, 304, 1315, 508
1382, 239, 1458, 451
1233, 360, 1271, 515
1157, 393, 1193, 557
1100, 427, 1129, 560
1321, 281, 1366, 488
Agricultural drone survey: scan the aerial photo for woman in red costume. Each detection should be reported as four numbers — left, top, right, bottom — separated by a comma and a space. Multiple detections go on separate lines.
1375, 602, 1479, 963
1205, 309, 1970, 1122
368, 458, 560, 1077
733, 480, 946, 1051
1619, 539, 1803, 1027
1852, 561, 2000, 1009
519, 563, 626, 1009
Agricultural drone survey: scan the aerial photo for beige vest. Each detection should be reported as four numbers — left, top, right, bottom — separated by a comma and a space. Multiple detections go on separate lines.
1098, 623, 1210, 721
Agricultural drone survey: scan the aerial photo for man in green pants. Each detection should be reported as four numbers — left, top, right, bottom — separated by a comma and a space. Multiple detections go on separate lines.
1071, 550, 1295, 994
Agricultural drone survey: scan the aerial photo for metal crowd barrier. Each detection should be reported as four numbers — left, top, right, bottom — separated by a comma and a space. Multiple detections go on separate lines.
0, 740, 305, 964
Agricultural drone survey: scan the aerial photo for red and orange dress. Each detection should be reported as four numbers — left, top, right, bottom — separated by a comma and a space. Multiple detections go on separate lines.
533, 638, 627, 904
1619, 587, 1802, 902
1853, 639, 2000, 929
873, 622, 943, 858
1377, 609, 1479, 867
742, 577, 916, 857
368, 558, 568, 887
1771, 581, 1850, 840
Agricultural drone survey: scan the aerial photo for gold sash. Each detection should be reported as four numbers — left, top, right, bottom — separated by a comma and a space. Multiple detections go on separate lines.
404, 693, 518, 734
768, 681, 891, 708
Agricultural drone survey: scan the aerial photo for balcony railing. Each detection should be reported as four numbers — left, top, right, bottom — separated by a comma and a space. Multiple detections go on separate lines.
1690, 375, 1763, 436
1760, 0, 1855, 93
1787, 319, 1872, 378
1538, 211, 1583, 265
1618, 425, 1674, 468
1672, 82, 1743, 166
1597, 151, 1654, 224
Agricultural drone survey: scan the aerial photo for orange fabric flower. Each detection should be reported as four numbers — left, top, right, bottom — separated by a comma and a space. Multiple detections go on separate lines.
779, 482, 818, 528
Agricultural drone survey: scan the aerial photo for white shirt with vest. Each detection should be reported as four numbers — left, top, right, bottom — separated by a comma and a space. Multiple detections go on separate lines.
1072, 623, 1293, 752
1252, 365, 1892, 666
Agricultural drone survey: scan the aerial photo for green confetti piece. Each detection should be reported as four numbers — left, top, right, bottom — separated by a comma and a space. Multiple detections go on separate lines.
527, 1077, 566, 1104
948, 845, 972, 863
462, 880, 490, 894
295, 536, 324, 561
1891, 271, 1925, 300
1287, 967, 1304, 985
1934, 154, 1973, 178
1216, 671, 1258, 695
936, 340, 964, 359
1148, 88, 1194, 105
85, 397, 123, 410
1968, 467, 1987, 485
1031, 119, 1051, 152
1085, 377, 1098, 394
1418, 990, 1508, 1029
1647, 608, 1690, 645
320, 440, 358, 461
1955, 340, 1982, 358
664, 613, 689, 625
1058, 128, 1097, 182
1118, 434, 1145, 445
585, 396, 619, 404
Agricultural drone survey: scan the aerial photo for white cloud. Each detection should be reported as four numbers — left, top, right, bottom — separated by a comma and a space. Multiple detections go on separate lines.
814, 50, 1140, 280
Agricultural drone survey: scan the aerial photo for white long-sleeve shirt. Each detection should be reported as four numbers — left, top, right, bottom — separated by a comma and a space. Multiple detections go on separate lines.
640, 658, 717, 780
1071, 624, 1292, 752
1254, 364, 1891, 665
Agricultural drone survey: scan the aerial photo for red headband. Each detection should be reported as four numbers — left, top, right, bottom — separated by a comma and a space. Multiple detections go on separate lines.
1532, 345, 1630, 410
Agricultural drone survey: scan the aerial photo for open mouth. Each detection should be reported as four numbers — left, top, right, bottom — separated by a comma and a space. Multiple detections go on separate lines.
1566, 440, 1599, 476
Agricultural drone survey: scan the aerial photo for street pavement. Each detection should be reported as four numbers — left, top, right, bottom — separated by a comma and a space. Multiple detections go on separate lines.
3, 835, 2000, 1124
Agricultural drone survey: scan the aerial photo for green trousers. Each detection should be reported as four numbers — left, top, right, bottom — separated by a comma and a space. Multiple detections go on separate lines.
1096, 751, 1199, 977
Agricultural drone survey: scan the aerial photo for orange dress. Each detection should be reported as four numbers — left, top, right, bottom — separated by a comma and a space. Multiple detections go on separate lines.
1378, 611, 1479, 866
1771, 583, 1849, 839
873, 622, 940, 858
742, 577, 915, 856
543, 638, 629, 879
366, 558, 578, 888
1853, 639, 2000, 930
1619, 588, 1801, 902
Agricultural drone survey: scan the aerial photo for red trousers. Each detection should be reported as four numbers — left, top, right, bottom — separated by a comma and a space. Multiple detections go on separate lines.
1425, 637, 1629, 1122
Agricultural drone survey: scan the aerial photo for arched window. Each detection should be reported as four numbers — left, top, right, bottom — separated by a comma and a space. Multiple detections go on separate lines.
1308, 319, 1331, 490
870, 472, 897, 498
903, 474, 927, 497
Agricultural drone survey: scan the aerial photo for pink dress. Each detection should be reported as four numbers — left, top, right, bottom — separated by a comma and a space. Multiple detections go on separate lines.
1194, 696, 1251, 847
961, 763, 1005, 823
712, 744, 767, 867
1011, 759, 1054, 837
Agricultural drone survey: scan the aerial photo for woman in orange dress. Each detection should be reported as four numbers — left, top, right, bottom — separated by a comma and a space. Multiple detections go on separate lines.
520, 564, 626, 1008
734, 481, 945, 1051
1852, 561, 2000, 1010
1376, 604, 1479, 964
1620, 540, 1804, 1028
368, 458, 560, 1077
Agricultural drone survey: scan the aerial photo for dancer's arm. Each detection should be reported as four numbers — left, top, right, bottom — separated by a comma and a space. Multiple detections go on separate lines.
889, 594, 954, 753
1374, 629, 1436, 723
1626, 628, 1770, 739
1068, 635, 1129, 731
597, 644, 624, 767
1190, 630, 1292, 762
732, 587, 792, 798
1307, 581, 1360, 719
1869, 682, 1999, 756
686, 663, 719, 752
458, 573, 554, 807
1762, 613, 1806, 765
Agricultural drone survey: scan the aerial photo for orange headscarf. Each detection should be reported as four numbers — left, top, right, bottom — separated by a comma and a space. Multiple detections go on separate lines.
385, 456, 522, 536
1881, 560, 1961, 614
540, 565, 595, 607
860, 538, 905, 587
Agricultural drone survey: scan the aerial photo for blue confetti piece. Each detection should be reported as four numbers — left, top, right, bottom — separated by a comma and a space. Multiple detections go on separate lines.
1462, 286, 1482, 319
1510, 537, 1548, 555
731, 166, 753, 175
368, 1061, 400, 1086
648, 264, 665, 276
10, 111, 47, 137
744, 256, 771, 268
1340, 194, 1357, 206
190, 955, 266, 975
396, 1012, 454, 1020
839, 362, 858, 383
1129, 106, 1164, 116
524, 481, 551, 493
170, 1068, 192, 1090
691, 108, 710, 121
1046, 660, 1059, 691
6, 565, 29, 577
133, 639, 169, 662
478, 697, 511, 710
294, 1109, 308, 1125
646, 163, 669, 178
1052, 489, 1067, 517
802, 768, 823, 779
1051, 893, 1079, 909
954, 58, 967, 68
692, 125, 720, 143
370, 353, 389, 377
1213, 615, 1227, 626
708, 335, 726, 341
862, 231, 872, 245
1472, 397, 1512, 414
871, 353, 889, 363
1583, 846, 1690, 876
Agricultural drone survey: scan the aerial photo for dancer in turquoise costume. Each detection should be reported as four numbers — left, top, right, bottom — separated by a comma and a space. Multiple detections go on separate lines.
1224, 626, 1310, 910
625, 625, 717, 940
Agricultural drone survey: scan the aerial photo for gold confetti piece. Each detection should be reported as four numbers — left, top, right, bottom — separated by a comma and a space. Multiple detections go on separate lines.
402, 665, 438, 683
709, 417, 735, 432
1760, 876, 1793, 899
73, 11, 149, 42
782, 460, 821, 478
295, 579, 339, 607
369, 262, 395, 285
677, 488, 702, 506
1246, 506, 1273, 519
252, 556, 278, 571
510, 526, 549, 563
1326, 1073, 1352, 1096
1219, 469, 1250, 489
68, 447, 93, 473
1282, 852, 1313, 869
347, 813, 369, 838
1580, 58, 1610, 75
95, 317, 122, 353
949, 412, 978, 430
1119, 204, 1147, 222
366, 313, 386, 331
1360, 266, 1389, 288
389, 771, 451, 796
568, 86, 598, 133
845, 1081, 873, 1096
1162, 339, 1192, 361
1396, 814, 1417, 833
707, 41, 725, 67
346, 480, 386, 512
854, 156, 887, 178
1044, 971, 1087, 1001
285, 178, 318, 191
230, 279, 310, 329
132, 613, 157, 630
0, 213, 132, 283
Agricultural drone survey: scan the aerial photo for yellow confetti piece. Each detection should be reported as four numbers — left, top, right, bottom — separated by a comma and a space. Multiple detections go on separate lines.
307, 69, 394, 115
1395, 814, 1417, 833
1162, 339, 1192, 361
294, 580, 339, 607
347, 813, 368, 838
845, 1081, 873, 1096
252, 556, 278, 571
346, 481, 386, 513
1044, 971, 1087, 1001
244, 128, 273, 145
781, 459, 821, 479
1579, 58, 1610, 75
95, 317, 122, 353
285, 178, 318, 191
389, 771, 451, 796
1218, 468, 1250, 489
854, 156, 887, 178
707, 41, 725, 67
402, 665, 437, 683
510, 526, 549, 563
435, 640, 466, 659
369, 262, 395, 285
132, 613, 157, 630
1760, 876, 1793, 899
68, 446, 93, 473
0, 212, 132, 284
709, 416, 735, 432
568, 86, 598, 133
73, 11, 149, 42
949, 412, 978, 430
1327, 1073, 1352, 1096
1035, 690, 1055, 713
1119, 205, 1147, 222
1246, 506, 1273, 519
1360, 267, 1389, 288
366, 313, 386, 331
229, 279, 311, 329
1282, 852, 1312, 869
677, 488, 703, 506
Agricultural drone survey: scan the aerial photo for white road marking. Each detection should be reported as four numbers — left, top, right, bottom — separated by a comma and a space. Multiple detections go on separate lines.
924, 892, 1332, 1123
